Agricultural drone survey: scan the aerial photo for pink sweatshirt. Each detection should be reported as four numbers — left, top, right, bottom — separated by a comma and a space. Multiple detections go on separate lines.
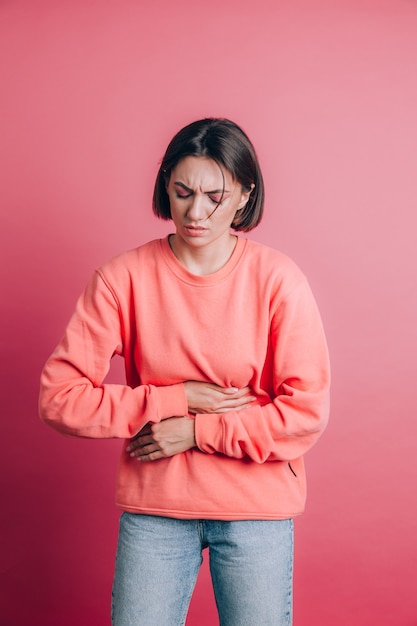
39, 236, 330, 520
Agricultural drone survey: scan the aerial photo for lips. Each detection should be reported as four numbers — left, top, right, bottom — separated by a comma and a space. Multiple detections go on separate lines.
184, 225, 207, 236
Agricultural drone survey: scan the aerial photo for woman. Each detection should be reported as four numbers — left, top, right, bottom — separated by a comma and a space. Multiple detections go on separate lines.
39, 118, 330, 626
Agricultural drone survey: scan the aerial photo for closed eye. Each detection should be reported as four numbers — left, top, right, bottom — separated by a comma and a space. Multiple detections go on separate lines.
208, 194, 222, 204
173, 182, 228, 205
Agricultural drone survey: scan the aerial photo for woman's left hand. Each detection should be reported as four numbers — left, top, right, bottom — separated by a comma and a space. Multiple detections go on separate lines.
126, 417, 196, 462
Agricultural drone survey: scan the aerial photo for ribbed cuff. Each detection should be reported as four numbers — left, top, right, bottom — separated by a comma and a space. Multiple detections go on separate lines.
154, 383, 188, 420
194, 413, 224, 454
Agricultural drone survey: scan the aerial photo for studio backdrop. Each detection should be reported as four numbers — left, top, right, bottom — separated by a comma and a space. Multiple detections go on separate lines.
1, 1, 416, 624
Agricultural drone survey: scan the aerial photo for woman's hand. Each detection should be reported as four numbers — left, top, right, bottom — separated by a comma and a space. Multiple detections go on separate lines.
126, 383, 256, 462
184, 381, 256, 414
127, 416, 196, 462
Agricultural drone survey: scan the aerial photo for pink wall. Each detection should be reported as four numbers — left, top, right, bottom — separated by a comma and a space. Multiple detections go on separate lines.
1, 1, 416, 624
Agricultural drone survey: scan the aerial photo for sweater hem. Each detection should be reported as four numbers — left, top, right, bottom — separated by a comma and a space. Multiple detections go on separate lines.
115, 502, 303, 520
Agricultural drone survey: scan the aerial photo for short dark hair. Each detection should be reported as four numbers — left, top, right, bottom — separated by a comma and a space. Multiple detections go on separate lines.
152, 118, 264, 231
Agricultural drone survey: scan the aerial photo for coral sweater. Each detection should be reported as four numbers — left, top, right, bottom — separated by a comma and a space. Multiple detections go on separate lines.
39, 236, 330, 520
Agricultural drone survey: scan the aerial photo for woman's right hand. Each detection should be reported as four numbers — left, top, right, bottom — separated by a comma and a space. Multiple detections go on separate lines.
184, 381, 256, 414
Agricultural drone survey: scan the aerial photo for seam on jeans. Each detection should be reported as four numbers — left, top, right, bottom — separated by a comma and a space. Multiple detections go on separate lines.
286, 518, 294, 625
197, 520, 205, 545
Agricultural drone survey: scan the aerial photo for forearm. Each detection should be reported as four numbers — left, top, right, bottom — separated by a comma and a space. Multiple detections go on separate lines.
39, 269, 189, 439
125, 381, 256, 460
39, 359, 188, 439
194, 388, 330, 463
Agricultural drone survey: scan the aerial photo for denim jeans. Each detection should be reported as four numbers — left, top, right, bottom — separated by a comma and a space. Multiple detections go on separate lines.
111, 513, 293, 626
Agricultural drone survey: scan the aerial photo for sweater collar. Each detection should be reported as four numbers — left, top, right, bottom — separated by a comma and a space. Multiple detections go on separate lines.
159, 235, 247, 285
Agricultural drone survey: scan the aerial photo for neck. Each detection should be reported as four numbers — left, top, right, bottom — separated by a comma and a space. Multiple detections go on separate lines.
168, 233, 237, 276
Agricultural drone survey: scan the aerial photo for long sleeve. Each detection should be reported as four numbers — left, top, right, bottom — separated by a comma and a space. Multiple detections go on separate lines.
194, 279, 330, 462
39, 270, 188, 439
40, 237, 330, 520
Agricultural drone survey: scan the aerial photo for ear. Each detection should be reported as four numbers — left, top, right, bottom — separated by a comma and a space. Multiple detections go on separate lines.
238, 183, 255, 210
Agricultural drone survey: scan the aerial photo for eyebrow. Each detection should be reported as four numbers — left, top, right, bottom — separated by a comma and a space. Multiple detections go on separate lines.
173, 181, 229, 195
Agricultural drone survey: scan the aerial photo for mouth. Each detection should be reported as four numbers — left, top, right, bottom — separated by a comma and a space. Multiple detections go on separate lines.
183, 225, 208, 236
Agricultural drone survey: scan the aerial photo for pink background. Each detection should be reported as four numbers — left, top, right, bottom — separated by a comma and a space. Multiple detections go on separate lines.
1, 0, 416, 624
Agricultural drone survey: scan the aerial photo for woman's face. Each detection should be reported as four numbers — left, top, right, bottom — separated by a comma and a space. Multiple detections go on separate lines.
166, 156, 252, 250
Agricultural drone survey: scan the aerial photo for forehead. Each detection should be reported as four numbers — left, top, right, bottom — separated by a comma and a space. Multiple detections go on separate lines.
170, 156, 234, 187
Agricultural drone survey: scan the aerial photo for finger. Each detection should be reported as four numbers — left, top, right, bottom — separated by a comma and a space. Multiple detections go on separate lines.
130, 443, 159, 458
217, 394, 256, 408
137, 448, 164, 462
127, 426, 152, 447
218, 386, 253, 398
127, 440, 144, 453
126, 434, 154, 453
215, 397, 257, 413
137, 441, 181, 460
137, 443, 159, 456
215, 385, 240, 395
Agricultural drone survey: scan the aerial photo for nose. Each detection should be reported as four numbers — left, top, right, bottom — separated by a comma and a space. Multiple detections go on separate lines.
186, 194, 208, 222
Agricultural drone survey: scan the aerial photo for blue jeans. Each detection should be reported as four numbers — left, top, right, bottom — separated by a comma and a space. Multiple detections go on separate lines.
111, 513, 293, 626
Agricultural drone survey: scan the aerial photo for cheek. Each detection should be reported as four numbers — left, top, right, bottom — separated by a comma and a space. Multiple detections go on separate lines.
168, 197, 181, 216
237, 192, 249, 209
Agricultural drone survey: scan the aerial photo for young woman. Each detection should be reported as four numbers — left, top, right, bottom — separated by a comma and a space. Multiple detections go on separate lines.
39, 118, 330, 625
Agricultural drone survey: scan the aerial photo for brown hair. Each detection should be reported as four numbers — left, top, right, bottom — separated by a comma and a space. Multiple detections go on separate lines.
152, 118, 264, 231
